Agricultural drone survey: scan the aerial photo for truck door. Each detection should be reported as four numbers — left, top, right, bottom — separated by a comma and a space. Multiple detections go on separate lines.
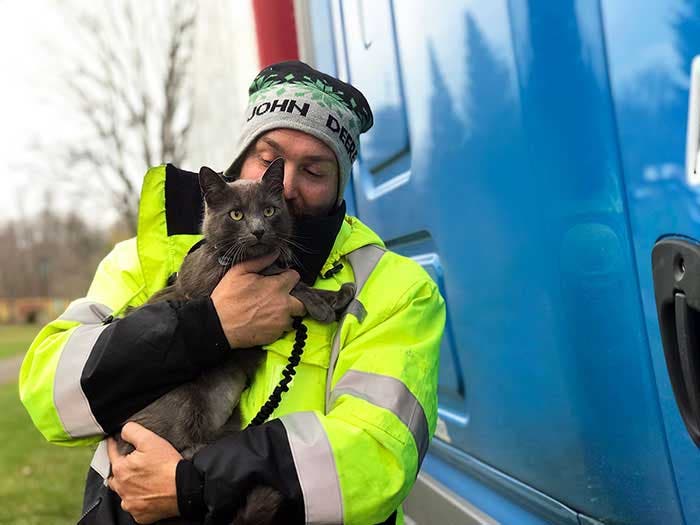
601, 0, 700, 522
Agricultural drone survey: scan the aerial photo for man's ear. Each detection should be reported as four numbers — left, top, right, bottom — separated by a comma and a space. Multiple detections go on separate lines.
199, 166, 228, 207
261, 157, 285, 195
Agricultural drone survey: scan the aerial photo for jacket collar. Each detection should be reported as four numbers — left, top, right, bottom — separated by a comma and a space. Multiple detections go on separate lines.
291, 201, 346, 284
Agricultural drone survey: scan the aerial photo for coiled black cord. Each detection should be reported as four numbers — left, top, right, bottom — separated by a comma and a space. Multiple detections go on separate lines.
249, 316, 307, 426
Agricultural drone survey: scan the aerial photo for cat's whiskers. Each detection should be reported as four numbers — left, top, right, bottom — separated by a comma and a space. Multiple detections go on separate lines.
218, 241, 244, 266
229, 243, 246, 265
278, 244, 302, 269
219, 243, 236, 260
214, 239, 236, 254
279, 234, 316, 255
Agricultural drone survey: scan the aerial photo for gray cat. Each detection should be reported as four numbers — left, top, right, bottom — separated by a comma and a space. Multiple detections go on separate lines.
115, 158, 354, 524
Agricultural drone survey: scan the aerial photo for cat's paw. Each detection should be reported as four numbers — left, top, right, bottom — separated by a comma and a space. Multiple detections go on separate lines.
305, 300, 336, 323
115, 434, 135, 456
333, 282, 356, 312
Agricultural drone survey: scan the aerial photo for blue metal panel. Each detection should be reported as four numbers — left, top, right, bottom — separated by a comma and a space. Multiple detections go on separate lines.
391, 1, 681, 521
317, 0, 687, 523
500, 3, 681, 520
601, 0, 700, 522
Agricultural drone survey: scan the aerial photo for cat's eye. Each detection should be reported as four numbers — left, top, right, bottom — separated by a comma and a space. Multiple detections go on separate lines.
229, 210, 244, 221
263, 207, 275, 217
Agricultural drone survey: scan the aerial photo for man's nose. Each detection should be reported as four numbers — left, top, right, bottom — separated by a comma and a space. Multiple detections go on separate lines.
283, 165, 298, 200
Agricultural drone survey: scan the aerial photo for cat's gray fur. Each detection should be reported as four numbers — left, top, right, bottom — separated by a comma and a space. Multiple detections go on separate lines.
115, 159, 354, 524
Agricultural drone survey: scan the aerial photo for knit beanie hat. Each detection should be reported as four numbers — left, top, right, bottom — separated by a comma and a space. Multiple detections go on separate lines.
224, 61, 373, 206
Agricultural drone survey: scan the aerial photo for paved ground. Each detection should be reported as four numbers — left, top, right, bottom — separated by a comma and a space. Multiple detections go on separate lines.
0, 354, 24, 385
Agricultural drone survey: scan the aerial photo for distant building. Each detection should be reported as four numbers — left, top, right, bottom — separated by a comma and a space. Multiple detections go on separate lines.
0, 297, 70, 324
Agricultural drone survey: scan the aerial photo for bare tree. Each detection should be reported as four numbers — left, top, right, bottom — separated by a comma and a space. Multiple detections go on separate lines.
58, 0, 197, 233
0, 191, 114, 302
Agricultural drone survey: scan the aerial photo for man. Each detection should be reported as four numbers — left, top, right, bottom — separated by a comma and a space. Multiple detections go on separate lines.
19, 61, 445, 524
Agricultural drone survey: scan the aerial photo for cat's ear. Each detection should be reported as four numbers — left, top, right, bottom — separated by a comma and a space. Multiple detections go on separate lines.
199, 166, 228, 207
261, 157, 285, 195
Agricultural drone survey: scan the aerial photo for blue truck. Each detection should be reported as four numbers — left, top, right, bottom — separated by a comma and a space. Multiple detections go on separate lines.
302, 1, 700, 523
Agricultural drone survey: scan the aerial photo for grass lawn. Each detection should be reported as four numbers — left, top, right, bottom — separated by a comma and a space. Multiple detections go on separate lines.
0, 380, 95, 524
0, 323, 95, 524
0, 324, 40, 360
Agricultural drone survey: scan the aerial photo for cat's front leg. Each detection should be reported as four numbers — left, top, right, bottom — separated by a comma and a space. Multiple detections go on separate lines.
291, 282, 355, 323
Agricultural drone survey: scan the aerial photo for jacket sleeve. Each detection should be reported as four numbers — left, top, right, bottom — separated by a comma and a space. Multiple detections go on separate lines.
19, 238, 229, 445
182, 276, 445, 525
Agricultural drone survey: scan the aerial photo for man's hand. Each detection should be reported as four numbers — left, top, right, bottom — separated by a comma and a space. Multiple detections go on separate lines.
211, 250, 306, 348
107, 422, 182, 524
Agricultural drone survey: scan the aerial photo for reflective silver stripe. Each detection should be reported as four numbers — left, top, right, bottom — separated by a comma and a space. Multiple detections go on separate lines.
58, 300, 112, 324
281, 411, 343, 524
54, 323, 108, 437
326, 321, 347, 414
325, 245, 385, 413
330, 370, 430, 466
54, 300, 111, 437
346, 245, 385, 298
90, 439, 112, 482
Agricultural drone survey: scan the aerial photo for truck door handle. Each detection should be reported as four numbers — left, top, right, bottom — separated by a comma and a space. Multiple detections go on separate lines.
653, 238, 700, 446
674, 292, 700, 429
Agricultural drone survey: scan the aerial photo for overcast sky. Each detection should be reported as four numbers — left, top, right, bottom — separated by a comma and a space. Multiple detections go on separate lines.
0, 2, 71, 220
0, 1, 157, 224
0, 0, 257, 224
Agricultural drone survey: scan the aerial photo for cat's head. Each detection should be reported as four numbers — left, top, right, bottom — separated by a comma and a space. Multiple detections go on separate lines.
199, 158, 292, 262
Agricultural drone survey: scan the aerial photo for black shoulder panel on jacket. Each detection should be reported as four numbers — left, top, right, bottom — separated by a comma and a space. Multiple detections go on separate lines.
165, 163, 204, 236
81, 298, 229, 434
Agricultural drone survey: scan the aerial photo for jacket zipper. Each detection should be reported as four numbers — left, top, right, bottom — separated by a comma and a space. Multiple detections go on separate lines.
77, 496, 102, 523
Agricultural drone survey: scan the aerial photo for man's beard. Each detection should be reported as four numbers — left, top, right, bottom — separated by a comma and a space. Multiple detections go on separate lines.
287, 200, 335, 219
288, 203, 309, 219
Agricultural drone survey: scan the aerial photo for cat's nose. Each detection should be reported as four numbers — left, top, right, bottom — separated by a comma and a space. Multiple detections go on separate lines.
252, 229, 265, 240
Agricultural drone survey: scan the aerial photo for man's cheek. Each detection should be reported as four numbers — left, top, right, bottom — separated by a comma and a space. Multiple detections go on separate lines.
313, 179, 336, 200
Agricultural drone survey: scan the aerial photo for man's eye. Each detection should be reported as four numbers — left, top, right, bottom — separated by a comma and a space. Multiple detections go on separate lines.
260, 157, 273, 165
306, 168, 324, 178
230, 210, 244, 221
263, 206, 275, 217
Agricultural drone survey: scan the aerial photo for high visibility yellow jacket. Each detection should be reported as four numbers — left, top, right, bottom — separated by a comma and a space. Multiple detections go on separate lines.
19, 164, 445, 525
